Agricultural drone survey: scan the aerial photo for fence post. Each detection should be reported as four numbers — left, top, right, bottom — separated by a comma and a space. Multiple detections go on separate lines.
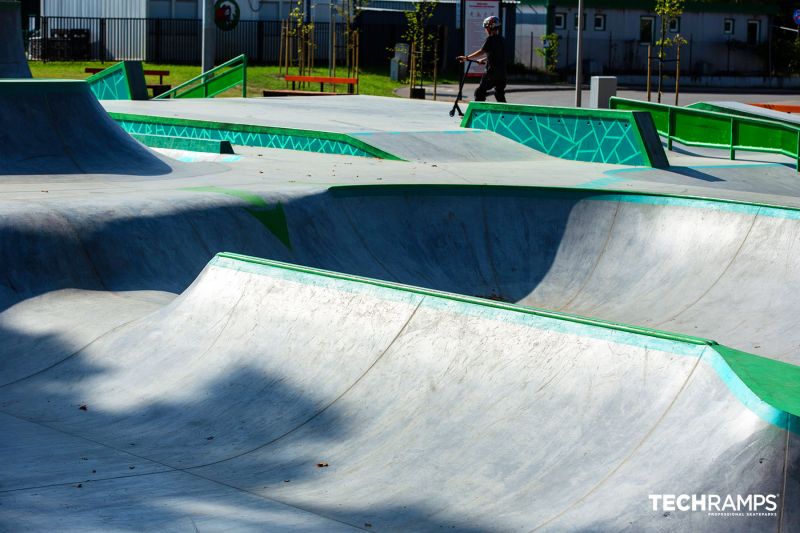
42, 17, 49, 62
729, 118, 736, 160
257, 21, 265, 64
99, 18, 106, 62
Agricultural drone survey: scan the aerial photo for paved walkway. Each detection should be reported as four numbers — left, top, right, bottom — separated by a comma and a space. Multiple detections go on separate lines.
396, 83, 800, 107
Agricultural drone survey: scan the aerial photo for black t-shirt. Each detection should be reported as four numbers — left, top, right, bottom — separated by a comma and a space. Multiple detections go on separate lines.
480, 34, 506, 79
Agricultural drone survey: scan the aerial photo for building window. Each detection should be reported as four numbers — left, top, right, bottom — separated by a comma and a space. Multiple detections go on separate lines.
747, 20, 760, 45
574, 13, 586, 30
668, 17, 680, 33
724, 18, 735, 35
175, 0, 197, 19
594, 14, 606, 31
150, 0, 170, 18
640, 16, 654, 44
259, 1, 279, 20
554, 12, 566, 30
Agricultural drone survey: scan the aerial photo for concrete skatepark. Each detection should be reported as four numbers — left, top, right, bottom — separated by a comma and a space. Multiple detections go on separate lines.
2, 4, 800, 532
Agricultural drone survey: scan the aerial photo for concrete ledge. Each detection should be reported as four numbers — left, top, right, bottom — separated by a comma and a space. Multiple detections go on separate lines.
461, 102, 669, 168
131, 133, 234, 154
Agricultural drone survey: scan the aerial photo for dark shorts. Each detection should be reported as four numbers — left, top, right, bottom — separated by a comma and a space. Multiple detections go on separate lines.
474, 75, 507, 103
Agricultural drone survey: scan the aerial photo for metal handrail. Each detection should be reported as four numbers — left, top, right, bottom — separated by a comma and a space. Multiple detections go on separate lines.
154, 54, 247, 99
610, 97, 800, 172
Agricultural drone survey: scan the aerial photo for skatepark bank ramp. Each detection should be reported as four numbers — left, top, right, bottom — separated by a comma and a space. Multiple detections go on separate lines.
1, 253, 797, 531
0, 80, 172, 175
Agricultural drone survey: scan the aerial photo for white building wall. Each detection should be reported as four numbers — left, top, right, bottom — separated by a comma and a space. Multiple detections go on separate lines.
515, 4, 546, 70
551, 7, 768, 75
41, 0, 147, 18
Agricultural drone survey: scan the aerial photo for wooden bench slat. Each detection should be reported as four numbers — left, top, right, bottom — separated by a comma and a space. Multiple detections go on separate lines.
263, 89, 341, 97
85, 67, 171, 85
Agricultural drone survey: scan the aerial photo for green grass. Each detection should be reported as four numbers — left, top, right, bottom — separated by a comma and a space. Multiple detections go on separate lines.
26, 61, 457, 98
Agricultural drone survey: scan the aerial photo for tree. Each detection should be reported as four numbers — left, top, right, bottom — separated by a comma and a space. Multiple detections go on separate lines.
535, 33, 560, 74
402, 0, 438, 95
654, 0, 685, 103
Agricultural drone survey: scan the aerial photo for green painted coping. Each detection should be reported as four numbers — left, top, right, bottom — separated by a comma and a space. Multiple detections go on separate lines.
107, 112, 404, 161
460, 101, 669, 168
183, 186, 291, 249
132, 133, 234, 154
715, 345, 800, 418
215, 252, 800, 420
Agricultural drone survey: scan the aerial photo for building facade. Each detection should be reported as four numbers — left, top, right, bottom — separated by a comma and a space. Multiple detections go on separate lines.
516, 0, 778, 76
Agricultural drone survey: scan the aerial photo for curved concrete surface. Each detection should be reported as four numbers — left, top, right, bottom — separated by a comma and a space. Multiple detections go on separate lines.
4, 186, 800, 364
1, 255, 796, 531
0, 1, 31, 79
3, 83, 800, 531
0, 80, 173, 175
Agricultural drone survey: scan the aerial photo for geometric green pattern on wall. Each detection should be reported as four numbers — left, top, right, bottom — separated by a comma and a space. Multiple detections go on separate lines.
87, 63, 131, 100
461, 102, 669, 168
109, 113, 403, 160
86, 61, 148, 101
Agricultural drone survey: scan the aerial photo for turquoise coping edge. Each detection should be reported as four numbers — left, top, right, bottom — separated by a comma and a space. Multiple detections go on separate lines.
212, 252, 800, 432
328, 183, 800, 221
107, 111, 405, 161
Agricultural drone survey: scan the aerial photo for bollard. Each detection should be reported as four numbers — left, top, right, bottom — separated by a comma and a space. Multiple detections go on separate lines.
590, 76, 617, 109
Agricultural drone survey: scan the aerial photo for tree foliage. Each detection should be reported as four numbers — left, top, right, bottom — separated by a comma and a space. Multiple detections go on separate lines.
535, 33, 560, 74
402, 0, 438, 88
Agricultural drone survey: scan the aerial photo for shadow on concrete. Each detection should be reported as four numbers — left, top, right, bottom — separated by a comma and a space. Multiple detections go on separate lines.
0, 186, 579, 313
0, 319, 497, 531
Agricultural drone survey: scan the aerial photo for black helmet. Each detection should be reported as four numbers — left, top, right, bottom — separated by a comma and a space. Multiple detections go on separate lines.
483, 16, 500, 30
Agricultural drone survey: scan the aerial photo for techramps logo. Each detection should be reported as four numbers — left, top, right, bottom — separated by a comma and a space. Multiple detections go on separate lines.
649, 493, 780, 518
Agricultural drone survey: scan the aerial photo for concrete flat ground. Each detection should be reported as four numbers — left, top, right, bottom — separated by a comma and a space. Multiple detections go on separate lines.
1, 85, 799, 531
398, 83, 800, 107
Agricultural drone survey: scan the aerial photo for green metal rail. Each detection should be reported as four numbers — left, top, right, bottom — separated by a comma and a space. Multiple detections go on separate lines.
155, 54, 247, 99
609, 97, 800, 171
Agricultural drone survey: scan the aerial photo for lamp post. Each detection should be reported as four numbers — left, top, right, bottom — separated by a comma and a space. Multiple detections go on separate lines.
574, 0, 584, 107
202, 0, 215, 73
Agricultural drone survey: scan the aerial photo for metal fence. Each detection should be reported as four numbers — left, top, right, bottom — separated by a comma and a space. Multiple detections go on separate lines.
24, 16, 382, 66
513, 32, 768, 76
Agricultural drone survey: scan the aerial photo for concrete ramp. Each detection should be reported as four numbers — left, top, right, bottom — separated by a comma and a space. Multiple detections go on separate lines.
1, 254, 796, 531
0, 1, 30, 79
349, 129, 556, 162
5, 186, 800, 366
0, 80, 173, 175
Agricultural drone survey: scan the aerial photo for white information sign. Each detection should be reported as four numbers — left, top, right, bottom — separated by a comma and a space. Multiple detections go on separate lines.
464, 0, 500, 76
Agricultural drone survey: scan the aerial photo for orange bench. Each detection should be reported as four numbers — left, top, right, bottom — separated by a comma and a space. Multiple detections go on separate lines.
85, 67, 171, 97
284, 75, 358, 94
